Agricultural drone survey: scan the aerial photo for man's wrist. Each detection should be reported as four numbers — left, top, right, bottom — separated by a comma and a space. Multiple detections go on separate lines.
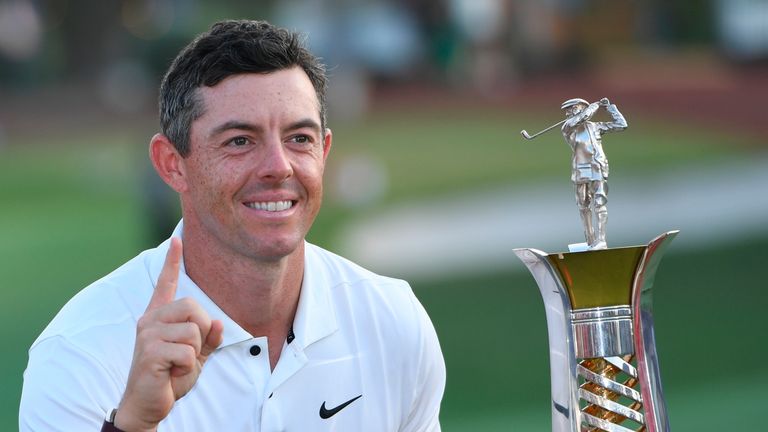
101, 409, 126, 432
111, 405, 158, 432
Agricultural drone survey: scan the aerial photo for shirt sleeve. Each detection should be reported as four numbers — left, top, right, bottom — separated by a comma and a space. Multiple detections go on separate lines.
596, 104, 628, 133
564, 102, 600, 129
399, 293, 446, 432
20, 336, 124, 431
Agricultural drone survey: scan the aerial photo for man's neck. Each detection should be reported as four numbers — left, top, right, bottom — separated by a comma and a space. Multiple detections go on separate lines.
181, 227, 305, 369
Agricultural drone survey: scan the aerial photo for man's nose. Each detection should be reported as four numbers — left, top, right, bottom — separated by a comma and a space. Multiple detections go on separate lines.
257, 139, 293, 182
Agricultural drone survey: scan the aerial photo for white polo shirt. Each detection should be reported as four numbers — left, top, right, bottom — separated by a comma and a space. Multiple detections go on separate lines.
20, 226, 445, 431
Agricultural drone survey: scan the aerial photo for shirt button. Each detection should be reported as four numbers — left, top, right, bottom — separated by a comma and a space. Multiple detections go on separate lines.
249, 345, 262, 356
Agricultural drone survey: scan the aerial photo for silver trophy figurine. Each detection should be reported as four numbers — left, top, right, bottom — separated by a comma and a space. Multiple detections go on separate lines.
517, 98, 677, 432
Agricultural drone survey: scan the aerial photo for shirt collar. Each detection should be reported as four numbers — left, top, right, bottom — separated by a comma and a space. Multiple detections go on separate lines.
148, 221, 338, 349
291, 242, 338, 349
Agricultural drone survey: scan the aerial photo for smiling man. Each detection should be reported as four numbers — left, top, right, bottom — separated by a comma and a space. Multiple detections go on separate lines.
20, 20, 445, 431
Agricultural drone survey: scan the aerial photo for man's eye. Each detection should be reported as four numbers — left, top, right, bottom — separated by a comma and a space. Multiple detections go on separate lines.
291, 135, 312, 145
230, 136, 249, 146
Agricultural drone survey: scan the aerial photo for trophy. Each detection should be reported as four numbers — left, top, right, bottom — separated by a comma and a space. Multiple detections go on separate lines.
516, 98, 676, 431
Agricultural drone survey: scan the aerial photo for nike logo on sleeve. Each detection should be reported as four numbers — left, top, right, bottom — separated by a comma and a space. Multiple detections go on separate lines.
319, 394, 363, 419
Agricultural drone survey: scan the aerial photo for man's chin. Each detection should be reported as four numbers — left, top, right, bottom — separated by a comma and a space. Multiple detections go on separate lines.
244, 236, 304, 262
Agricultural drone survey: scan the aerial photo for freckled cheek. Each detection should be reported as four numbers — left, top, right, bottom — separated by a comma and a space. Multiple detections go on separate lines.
188, 162, 244, 204
296, 160, 324, 182
303, 174, 325, 201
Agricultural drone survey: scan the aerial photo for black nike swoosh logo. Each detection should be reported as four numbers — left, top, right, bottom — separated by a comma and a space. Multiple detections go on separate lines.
319, 394, 362, 419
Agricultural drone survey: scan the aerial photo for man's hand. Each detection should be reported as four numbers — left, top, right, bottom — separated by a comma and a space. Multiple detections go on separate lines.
114, 238, 224, 432
600, 97, 610, 106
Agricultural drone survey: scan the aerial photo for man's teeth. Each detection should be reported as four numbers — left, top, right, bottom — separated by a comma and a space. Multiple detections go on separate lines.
247, 200, 293, 211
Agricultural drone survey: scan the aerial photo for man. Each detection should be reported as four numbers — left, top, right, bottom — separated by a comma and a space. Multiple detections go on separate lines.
20, 20, 445, 431
560, 97, 627, 250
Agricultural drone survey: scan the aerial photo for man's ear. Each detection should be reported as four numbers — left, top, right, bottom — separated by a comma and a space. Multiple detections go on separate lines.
149, 133, 188, 193
322, 128, 332, 163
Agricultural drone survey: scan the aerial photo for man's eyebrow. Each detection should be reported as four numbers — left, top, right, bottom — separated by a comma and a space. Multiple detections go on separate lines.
208, 120, 262, 139
208, 119, 321, 139
286, 118, 321, 133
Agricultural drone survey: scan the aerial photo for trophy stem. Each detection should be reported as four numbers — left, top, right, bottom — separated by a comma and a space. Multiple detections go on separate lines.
514, 231, 678, 432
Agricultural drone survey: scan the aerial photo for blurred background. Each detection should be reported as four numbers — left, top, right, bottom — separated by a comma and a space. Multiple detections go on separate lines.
2, 0, 766, 430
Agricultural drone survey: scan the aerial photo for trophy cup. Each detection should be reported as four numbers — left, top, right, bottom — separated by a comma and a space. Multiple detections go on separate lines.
516, 98, 676, 431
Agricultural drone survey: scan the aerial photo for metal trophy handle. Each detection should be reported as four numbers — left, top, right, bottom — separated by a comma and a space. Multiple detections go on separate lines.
515, 231, 678, 432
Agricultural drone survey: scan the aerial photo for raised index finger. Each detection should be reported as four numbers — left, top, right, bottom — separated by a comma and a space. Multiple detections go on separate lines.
147, 237, 182, 311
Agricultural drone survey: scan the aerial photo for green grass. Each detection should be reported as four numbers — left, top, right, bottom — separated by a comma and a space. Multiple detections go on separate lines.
0, 139, 148, 420
1, 109, 763, 429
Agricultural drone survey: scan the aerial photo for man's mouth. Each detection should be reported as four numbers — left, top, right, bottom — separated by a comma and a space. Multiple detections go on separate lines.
245, 200, 294, 212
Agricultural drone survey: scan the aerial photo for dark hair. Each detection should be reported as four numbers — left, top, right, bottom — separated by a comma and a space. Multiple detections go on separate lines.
159, 20, 328, 157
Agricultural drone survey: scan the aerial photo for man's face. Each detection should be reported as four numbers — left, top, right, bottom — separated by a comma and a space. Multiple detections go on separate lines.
566, 104, 585, 117
178, 67, 331, 262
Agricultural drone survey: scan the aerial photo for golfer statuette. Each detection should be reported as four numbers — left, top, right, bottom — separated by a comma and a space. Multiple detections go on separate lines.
516, 98, 677, 432
522, 97, 627, 251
